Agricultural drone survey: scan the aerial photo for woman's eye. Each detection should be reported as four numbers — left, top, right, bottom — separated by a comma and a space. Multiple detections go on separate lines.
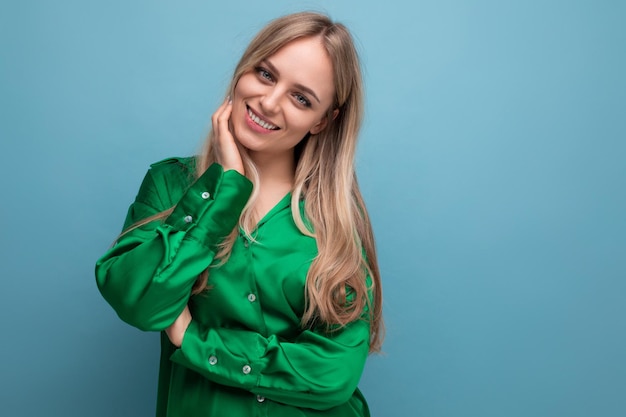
256, 67, 273, 81
294, 94, 311, 107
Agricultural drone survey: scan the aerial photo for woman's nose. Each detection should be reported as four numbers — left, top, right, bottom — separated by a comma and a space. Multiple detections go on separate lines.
259, 88, 281, 114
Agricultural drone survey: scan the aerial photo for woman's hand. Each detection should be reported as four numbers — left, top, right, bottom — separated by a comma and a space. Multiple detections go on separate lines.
165, 305, 192, 348
212, 97, 245, 175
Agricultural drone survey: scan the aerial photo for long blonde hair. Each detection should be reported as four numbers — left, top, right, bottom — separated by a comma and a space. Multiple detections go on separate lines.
128, 12, 383, 352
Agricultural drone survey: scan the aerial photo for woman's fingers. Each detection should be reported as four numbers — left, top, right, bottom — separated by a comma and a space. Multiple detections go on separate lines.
212, 98, 245, 175
216, 100, 232, 140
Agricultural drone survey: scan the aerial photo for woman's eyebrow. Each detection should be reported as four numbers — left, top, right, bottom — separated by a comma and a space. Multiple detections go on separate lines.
263, 59, 321, 104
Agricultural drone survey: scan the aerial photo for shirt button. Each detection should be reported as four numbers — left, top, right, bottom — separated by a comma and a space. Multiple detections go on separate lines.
256, 395, 265, 403
243, 240, 249, 248
183, 215, 193, 223
201, 191, 211, 199
208, 355, 218, 365
247, 293, 256, 302
242, 365, 252, 375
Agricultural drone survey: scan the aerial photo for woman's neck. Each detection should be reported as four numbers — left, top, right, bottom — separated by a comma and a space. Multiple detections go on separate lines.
249, 149, 296, 191
248, 149, 296, 223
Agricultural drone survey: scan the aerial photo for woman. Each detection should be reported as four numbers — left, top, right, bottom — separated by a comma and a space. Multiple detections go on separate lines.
96, 11, 383, 417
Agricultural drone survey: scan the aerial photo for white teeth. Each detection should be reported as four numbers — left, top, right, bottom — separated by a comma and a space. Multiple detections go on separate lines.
248, 107, 277, 130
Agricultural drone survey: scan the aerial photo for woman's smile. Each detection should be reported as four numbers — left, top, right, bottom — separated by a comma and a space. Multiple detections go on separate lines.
245, 105, 280, 132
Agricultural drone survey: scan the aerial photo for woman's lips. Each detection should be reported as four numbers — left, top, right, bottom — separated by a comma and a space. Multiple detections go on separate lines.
246, 105, 279, 131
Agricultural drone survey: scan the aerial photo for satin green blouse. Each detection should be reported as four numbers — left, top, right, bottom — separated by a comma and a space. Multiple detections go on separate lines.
95, 157, 371, 417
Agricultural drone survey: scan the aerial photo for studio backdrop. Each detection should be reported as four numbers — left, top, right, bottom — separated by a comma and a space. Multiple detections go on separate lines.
1, 1, 624, 416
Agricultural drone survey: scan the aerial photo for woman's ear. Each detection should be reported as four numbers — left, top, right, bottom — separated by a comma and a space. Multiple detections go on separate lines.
310, 109, 339, 135
310, 117, 328, 135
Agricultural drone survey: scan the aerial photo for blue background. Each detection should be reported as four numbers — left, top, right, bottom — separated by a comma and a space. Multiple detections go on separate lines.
1, 1, 624, 416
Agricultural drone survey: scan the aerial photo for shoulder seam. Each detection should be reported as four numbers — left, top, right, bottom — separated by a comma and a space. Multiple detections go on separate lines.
149, 156, 196, 170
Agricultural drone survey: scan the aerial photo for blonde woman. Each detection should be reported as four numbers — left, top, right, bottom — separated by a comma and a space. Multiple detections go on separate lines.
96, 11, 383, 417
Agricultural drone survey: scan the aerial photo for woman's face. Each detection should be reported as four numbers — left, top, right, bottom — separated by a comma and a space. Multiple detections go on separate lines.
230, 36, 336, 159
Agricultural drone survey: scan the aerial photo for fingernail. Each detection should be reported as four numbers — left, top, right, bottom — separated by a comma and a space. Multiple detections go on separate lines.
227, 95, 232, 104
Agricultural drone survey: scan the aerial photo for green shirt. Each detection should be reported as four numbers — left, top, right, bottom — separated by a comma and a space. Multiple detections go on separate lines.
95, 157, 371, 417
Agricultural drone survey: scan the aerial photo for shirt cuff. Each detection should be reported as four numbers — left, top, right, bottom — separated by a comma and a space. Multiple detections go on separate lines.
164, 163, 253, 246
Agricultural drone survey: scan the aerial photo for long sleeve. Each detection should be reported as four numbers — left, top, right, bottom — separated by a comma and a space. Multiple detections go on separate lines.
170, 314, 371, 410
95, 158, 253, 331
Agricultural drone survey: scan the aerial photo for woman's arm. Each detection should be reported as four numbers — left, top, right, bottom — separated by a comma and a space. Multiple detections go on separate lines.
95, 159, 253, 331
169, 310, 371, 410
